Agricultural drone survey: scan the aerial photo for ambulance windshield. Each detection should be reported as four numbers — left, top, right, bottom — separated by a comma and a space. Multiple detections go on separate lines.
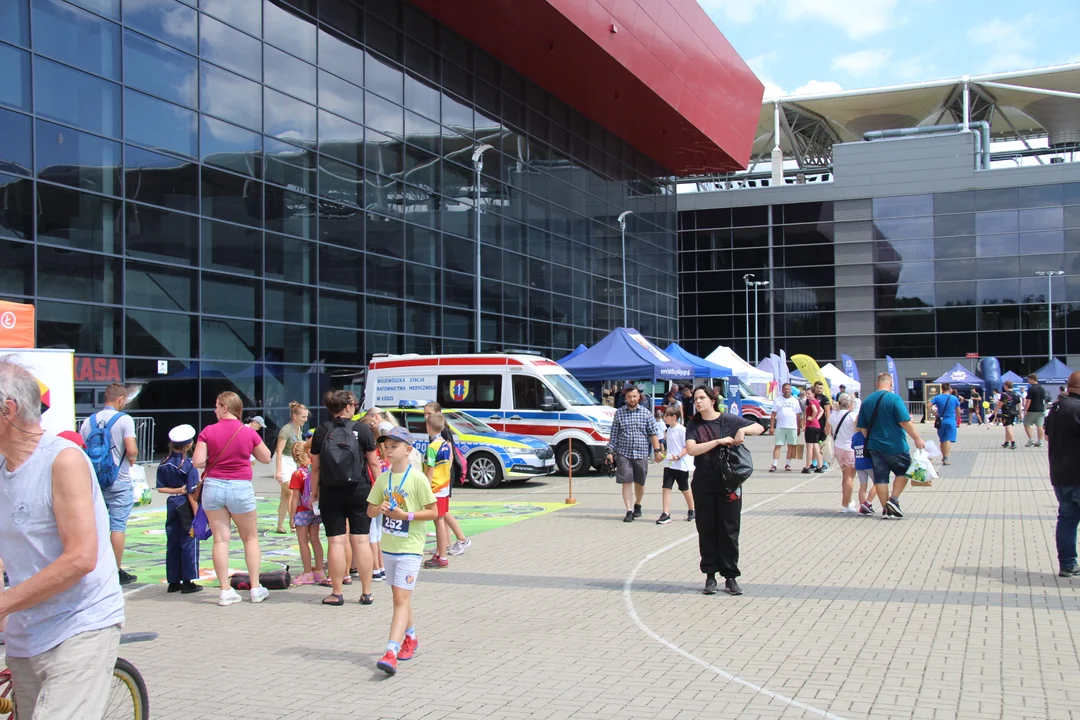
547, 373, 600, 406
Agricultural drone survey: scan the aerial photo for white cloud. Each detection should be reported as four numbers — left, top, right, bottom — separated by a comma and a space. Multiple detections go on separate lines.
831, 49, 893, 76
792, 80, 844, 96
746, 53, 786, 99
969, 15, 1038, 72
698, 0, 767, 25
981, 51, 1035, 74
783, 0, 900, 40
894, 55, 936, 82
967, 18, 1025, 46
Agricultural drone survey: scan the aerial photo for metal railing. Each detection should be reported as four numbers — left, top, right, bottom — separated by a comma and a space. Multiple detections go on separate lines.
907, 402, 926, 421
75, 416, 156, 464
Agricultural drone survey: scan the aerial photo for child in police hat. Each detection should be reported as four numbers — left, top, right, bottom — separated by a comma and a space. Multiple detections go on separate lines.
156, 424, 203, 593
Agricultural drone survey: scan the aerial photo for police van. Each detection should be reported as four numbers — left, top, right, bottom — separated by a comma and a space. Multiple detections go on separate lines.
363, 354, 615, 475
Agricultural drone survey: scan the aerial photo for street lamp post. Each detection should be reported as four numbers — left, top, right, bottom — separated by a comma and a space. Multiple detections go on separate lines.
1036, 270, 1065, 360
749, 280, 769, 364
472, 144, 493, 352
742, 274, 754, 361
618, 211, 633, 327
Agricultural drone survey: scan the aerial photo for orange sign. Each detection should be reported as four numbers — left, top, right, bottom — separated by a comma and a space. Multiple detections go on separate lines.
0, 300, 34, 349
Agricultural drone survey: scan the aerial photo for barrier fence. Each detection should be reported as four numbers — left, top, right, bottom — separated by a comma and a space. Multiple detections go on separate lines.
74, 416, 157, 464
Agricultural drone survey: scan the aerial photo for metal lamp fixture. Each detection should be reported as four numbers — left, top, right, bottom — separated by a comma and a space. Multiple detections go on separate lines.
618, 211, 633, 328
1035, 270, 1065, 360
472, 144, 494, 352
742, 273, 754, 361
748, 279, 769, 365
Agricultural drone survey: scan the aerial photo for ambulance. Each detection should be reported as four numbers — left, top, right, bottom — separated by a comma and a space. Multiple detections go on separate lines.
363, 354, 615, 475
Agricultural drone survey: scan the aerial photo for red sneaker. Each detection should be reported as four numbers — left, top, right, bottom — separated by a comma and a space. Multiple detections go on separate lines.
423, 555, 449, 569
398, 635, 418, 661
376, 651, 397, 675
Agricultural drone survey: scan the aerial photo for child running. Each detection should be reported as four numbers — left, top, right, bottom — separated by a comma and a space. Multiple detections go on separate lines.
289, 442, 325, 585
657, 407, 695, 524
368, 426, 437, 675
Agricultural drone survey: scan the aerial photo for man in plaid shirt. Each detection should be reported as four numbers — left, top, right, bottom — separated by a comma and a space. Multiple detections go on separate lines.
606, 386, 663, 522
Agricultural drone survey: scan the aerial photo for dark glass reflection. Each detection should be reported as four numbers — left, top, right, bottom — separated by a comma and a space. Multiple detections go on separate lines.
318, 110, 364, 167
126, 261, 196, 313
31, 0, 120, 79
0, 108, 32, 176
37, 183, 120, 253
38, 300, 119, 354
0, 43, 30, 112
126, 202, 198, 265
0, 173, 32, 240
203, 219, 262, 276
36, 119, 122, 196
125, 144, 198, 212
0, 238, 33, 296
201, 116, 262, 178
265, 233, 314, 284
1, 0, 30, 47
265, 138, 316, 194
202, 274, 259, 320
201, 166, 263, 228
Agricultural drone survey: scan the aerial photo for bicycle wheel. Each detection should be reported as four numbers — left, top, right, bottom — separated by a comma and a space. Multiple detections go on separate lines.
0, 670, 13, 719
103, 658, 149, 720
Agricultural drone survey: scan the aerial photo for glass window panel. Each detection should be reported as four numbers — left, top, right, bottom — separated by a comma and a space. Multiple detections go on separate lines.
934, 235, 975, 260
975, 187, 1017, 212
318, 325, 363, 364
934, 213, 974, 237
0, 238, 33, 296
265, 323, 314, 364
975, 256, 1019, 281
317, 27, 363, 86
1, 108, 32, 176
1, 0, 30, 46
264, 0, 315, 62
364, 130, 401, 175
201, 165, 263, 227
1066, 183, 1080, 205
38, 300, 120, 354
1021, 231, 1065, 255
318, 288, 361, 327
0, 43, 30, 112
873, 217, 933, 241
934, 191, 974, 214
365, 215, 402, 257
443, 270, 473, 309
1018, 183, 1062, 208
264, 88, 316, 144
123, 0, 197, 54
979, 304, 1020, 331
125, 261, 195, 312
317, 69, 363, 123
126, 202, 198, 265
200, 0, 260, 37
317, 244, 362, 291
201, 115, 262, 178
367, 298, 401, 333
872, 195, 932, 218
200, 317, 258, 360
365, 254, 403, 297
64, 0, 118, 18
318, 110, 364, 166
123, 30, 197, 108
365, 16, 401, 62
318, 203, 362, 249
199, 14, 261, 81
265, 186, 316, 239
36, 246, 119, 303
34, 56, 120, 137
202, 219, 262, 276
317, 156, 361, 207
365, 51, 403, 105
976, 233, 1019, 258
265, 282, 314, 323
936, 306, 976, 332
125, 144, 198, 212
264, 44, 316, 104
202, 273, 259, 319
406, 225, 439, 266
127, 309, 196, 357
123, 89, 197, 157
36, 119, 121, 195
1067, 206, 1080, 230
37, 182, 119, 252
265, 233, 314, 284
1019, 207, 1063, 231
366, 92, 403, 138
31, 0, 119, 79
0, 173, 32, 240
1020, 275, 1064, 303
200, 61, 262, 130
405, 73, 440, 122
264, 137, 316, 193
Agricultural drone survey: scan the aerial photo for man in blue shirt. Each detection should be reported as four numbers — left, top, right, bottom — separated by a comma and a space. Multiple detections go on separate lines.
930, 384, 961, 465
856, 372, 926, 519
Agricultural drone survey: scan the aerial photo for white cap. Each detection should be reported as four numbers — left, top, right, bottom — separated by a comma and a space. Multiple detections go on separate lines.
168, 424, 196, 444
249, 415, 266, 428
378, 421, 394, 434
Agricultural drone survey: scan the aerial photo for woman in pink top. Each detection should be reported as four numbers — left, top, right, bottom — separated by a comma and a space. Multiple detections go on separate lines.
193, 391, 272, 606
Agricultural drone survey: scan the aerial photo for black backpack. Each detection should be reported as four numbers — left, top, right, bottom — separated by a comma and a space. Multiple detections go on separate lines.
319, 419, 367, 488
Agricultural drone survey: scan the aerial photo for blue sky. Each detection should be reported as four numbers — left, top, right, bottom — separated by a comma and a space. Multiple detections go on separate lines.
699, 0, 1080, 98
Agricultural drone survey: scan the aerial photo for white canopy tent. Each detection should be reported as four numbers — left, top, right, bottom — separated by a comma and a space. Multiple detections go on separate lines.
705, 345, 773, 383
819, 363, 861, 394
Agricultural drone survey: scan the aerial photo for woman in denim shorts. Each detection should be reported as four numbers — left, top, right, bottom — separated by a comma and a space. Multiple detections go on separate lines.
193, 391, 273, 606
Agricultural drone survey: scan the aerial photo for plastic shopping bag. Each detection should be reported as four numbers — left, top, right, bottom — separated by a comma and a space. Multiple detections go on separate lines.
907, 448, 939, 486
923, 440, 942, 460
128, 464, 153, 507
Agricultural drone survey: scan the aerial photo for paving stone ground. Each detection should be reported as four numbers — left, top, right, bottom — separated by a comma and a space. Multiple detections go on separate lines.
112, 424, 1080, 719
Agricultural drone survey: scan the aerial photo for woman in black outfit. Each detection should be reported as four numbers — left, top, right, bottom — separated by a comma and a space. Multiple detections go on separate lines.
685, 385, 764, 596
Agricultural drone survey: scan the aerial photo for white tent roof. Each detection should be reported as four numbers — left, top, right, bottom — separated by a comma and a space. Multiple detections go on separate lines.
704, 346, 773, 383
820, 363, 861, 393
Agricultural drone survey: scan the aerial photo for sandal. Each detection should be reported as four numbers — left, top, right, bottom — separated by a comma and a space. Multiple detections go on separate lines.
321, 593, 344, 606
318, 578, 334, 587
341, 576, 352, 585
273, 528, 287, 534
359, 593, 374, 605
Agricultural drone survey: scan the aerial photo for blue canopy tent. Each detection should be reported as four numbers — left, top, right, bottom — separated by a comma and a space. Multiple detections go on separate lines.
1001, 370, 1027, 385
559, 328, 694, 382
934, 363, 985, 387
1035, 358, 1074, 385
558, 344, 588, 363
662, 343, 732, 378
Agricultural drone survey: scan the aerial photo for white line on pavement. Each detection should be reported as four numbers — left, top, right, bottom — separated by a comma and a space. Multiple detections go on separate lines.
123, 584, 155, 598
623, 472, 850, 720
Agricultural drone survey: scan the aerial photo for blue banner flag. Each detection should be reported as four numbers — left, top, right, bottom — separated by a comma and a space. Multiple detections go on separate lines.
841, 354, 860, 382
886, 356, 900, 396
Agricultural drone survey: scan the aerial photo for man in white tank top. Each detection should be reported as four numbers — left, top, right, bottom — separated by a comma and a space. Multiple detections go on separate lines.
0, 357, 125, 719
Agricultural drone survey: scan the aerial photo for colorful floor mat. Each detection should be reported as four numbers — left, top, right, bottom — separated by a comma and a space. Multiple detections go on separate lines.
124, 499, 566, 585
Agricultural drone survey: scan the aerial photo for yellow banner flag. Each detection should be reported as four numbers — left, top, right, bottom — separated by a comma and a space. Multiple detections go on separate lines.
790, 354, 830, 397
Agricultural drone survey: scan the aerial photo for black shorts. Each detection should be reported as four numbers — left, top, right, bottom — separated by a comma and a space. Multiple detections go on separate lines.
1002, 413, 1016, 427
319, 483, 371, 538
662, 468, 689, 491
804, 427, 823, 444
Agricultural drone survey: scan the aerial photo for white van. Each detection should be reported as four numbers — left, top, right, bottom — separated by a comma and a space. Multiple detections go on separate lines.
363, 353, 615, 474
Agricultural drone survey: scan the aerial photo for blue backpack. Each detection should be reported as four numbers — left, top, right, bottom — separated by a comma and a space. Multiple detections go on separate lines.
86, 411, 125, 490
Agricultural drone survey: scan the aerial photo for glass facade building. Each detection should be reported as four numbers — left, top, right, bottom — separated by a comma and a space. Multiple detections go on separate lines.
0, 0, 679, 436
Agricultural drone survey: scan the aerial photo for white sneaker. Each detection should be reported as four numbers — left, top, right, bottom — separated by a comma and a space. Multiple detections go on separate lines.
447, 538, 472, 556
218, 588, 242, 606
840, 505, 858, 514
250, 586, 269, 603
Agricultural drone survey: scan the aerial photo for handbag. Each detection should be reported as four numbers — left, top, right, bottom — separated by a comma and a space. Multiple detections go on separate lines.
716, 415, 754, 491
191, 505, 212, 541
230, 566, 291, 591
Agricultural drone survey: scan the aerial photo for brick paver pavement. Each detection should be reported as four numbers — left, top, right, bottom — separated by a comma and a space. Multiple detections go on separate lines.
111, 425, 1080, 719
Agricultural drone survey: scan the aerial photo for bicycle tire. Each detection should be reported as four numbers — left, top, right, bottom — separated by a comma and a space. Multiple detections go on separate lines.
104, 657, 150, 720
0, 670, 12, 719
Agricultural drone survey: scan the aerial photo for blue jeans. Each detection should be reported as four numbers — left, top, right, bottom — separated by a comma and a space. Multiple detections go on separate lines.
1054, 485, 1080, 569
201, 478, 257, 515
102, 480, 134, 532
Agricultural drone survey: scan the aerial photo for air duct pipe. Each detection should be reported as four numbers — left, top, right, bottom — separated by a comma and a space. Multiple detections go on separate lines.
863, 121, 991, 170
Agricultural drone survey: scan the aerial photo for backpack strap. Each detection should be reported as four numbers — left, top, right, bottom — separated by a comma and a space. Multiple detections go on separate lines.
102, 411, 126, 465
833, 411, 852, 441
